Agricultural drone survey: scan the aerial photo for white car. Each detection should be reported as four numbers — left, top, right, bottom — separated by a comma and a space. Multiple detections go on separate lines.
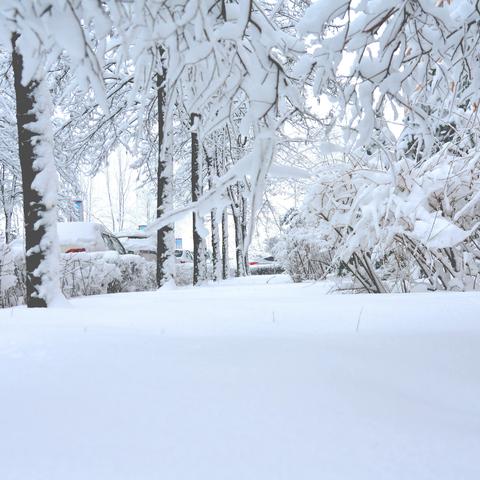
248, 255, 284, 275
117, 231, 194, 265
57, 222, 126, 255
117, 231, 156, 261
174, 249, 194, 264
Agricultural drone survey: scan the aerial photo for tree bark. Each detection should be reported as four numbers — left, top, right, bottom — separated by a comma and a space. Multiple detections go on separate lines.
156, 67, 174, 287
191, 113, 204, 285
205, 146, 221, 281
12, 33, 60, 308
105, 162, 116, 232
215, 133, 229, 280
241, 194, 250, 275
232, 200, 246, 277
0, 167, 16, 244
221, 208, 229, 279
230, 182, 248, 277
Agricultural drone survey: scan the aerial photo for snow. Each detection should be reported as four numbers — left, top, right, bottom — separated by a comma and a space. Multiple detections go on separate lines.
1, 275, 480, 479
56, 222, 105, 248
269, 162, 311, 179
120, 235, 156, 254
412, 209, 477, 249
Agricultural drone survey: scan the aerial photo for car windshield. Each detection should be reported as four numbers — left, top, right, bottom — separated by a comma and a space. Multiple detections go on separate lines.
174, 250, 183, 257
110, 236, 126, 254
102, 233, 126, 254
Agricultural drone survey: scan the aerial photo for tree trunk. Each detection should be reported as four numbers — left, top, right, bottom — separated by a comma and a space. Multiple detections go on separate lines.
156, 68, 174, 287
241, 194, 250, 275
230, 181, 249, 277
105, 162, 116, 232
0, 166, 14, 244
4, 211, 12, 244
232, 202, 246, 277
191, 113, 205, 285
215, 134, 229, 280
117, 151, 125, 231
12, 33, 60, 308
221, 208, 229, 279
205, 146, 221, 281
210, 209, 221, 281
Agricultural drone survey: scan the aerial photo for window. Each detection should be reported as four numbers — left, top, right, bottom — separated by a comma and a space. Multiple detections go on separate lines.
110, 236, 126, 254
102, 233, 114, 250
102, 234, 126, 254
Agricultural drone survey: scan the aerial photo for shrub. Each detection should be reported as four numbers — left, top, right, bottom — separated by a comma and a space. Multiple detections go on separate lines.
1, 250, 157, 307
276, 151, 480, 293
0, 246, 216, 308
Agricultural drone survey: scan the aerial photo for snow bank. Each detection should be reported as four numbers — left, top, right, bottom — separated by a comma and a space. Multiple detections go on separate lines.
0, 277, 479, 479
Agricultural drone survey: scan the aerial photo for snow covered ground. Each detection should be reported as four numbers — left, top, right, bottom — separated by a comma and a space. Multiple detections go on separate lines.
1, 275, 479, 479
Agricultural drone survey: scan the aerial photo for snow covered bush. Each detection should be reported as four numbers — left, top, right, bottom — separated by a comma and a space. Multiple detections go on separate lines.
0, 251, 157, 307
273, 209, 332, 283
175, 263, 194, 287
0, 240, 25, 308
174, 262, 219, 286
284, 0, 480, 293
249, 264, 284, 276
279, 148, 480, 292
0, 246, 218, 306
59, 252, 156, 298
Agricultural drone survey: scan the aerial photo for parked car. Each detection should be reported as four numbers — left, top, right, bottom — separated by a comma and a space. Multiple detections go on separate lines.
248, 255, 284, 275
57, 222, 126, 254
117, 231, 156, 261
175, 249, 193, 264
117, 231, 194, 265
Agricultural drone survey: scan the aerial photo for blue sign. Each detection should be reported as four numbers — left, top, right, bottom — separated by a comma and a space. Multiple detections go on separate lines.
72, 199, 84, 221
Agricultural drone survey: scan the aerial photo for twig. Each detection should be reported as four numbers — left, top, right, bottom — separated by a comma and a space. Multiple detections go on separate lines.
356, 307, 364, 333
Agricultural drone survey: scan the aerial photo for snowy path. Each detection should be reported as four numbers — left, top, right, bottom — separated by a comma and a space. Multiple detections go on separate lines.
1, 275, 480, 479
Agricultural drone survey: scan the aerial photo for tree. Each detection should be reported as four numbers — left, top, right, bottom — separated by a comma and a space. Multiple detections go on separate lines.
191, 113, 206, 285
11, 33, 60, 307
0, 0, 112, 306
143, 0, 306, 263
0, 54, 21, 244
1, 0, 306, 301
156, 64, 175, 287
204, 141, 222, 282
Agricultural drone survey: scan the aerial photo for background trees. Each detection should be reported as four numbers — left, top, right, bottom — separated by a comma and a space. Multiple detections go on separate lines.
0, 0, 307, 306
